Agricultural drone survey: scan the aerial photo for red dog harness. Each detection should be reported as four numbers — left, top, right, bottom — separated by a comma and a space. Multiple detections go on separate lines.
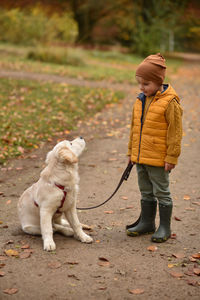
34, 183, 67, 214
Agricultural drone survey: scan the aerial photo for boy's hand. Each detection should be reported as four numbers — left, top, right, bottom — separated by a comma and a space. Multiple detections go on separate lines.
165, 162, 175, 172
128, 156, 135, 165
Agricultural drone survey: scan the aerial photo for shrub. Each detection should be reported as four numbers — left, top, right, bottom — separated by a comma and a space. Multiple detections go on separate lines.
27, 47, 84, 66
0, 8, 78, 45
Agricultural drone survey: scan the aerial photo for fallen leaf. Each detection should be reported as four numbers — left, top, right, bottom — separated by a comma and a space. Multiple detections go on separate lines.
185, 207, 195, 211
192, 253, 200, 259
147, 245, 158, 252
193, 268, 200, 276
0, 271, 5, 277
5, 240, 14, 245
126, 205, 134, 209
20, 252, 31, 259
186, 279, 198, 286
4, 249, 19, 257
174, 216, 181, 221
68, 274, 80, 280
189, 256, 197, 262
21, 244, 30, 249
170, 271, 184, 278
98, 261, 110, 267
0, 256, 8, 261
3, 288, 18, 295
121, 196, 128, 200
99, 257, 109, 262
183, 195, 191, 200
48, 261, 62, 269
184, 270, 194, 276
168, 264, 175, 268
104, 210, 114, 214
170, 233, 177, 239
65, 261, 79, 265
172, 252, 185, 259
129, 289, 144, 295
0, 263, 6, 268
81, 224, 93, 231
6, 200, 11, 205
98, 286, 107, 290
192, 201, 200, 206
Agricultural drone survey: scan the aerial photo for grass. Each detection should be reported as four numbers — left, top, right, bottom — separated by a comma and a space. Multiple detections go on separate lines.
0, 77, 124, 164
0, 43, 139, 84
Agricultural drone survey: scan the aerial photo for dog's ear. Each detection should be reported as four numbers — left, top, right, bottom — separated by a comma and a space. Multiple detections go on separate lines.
45, 150, 53, 164
58, 147, 78, 164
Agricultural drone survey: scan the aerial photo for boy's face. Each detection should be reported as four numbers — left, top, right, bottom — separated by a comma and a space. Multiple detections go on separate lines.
136, 76, 162, 97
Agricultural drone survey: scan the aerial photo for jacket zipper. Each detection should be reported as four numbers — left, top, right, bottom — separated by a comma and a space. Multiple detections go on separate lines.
137, 95, 155, 162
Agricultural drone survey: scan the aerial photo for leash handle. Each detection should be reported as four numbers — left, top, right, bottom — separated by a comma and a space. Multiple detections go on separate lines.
77, 162, 134, 210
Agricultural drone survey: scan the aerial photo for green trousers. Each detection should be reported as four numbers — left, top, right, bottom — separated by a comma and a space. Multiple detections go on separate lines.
136, 164, 172, 206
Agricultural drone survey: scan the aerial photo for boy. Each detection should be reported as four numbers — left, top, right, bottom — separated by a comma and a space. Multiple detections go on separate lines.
126, 53, 183, 243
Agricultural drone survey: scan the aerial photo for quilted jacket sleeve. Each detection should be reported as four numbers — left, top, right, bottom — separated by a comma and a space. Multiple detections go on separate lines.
165, 99, 183, 164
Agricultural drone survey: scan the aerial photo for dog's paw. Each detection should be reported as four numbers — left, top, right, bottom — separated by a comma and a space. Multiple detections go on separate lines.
76, 232, 93, 243
43, 239, 56, 251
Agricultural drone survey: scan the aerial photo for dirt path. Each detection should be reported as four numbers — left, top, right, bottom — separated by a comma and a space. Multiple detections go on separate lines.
0, 69, 132, 92
0, 63, 200, 300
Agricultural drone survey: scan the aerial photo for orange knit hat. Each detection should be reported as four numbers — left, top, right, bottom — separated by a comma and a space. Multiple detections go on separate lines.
136, 53, 166, 85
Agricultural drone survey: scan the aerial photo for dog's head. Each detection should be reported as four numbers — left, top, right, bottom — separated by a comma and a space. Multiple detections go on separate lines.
46, 137, 86, 165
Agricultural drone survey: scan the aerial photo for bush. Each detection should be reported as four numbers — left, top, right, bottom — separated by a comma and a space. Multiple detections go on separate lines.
0, 8, 78, 45
27, 47, 84, 66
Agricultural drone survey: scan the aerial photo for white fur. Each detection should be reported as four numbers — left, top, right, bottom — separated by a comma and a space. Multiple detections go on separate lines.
18, 137, 93, 251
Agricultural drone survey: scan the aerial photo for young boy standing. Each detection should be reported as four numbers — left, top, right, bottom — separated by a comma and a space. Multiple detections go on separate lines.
126, 53, 183, 243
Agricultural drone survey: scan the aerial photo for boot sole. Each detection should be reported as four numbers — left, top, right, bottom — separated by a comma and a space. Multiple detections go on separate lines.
126, 230, 155, 237
151, 236, 169, 243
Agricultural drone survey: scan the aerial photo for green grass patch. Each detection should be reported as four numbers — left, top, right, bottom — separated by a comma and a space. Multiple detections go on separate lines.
27, 47, 85, 66
0, 43, 183, 84
0, 77, 124, 164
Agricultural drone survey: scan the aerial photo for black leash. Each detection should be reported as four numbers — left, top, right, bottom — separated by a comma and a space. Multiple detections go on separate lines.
77, 162, 134, 210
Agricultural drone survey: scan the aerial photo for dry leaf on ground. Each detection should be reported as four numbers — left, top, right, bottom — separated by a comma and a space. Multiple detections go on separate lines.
0, 271, 5, 277
147, 245, 158, 252
3, 288, 18, 295
19, 252, 31, 259
98, 261, 110, 267
4, 249, 19, 257
48, 261, 62, 269
170, 271, 184, 278
172, 252, 185, 259
129, 289, 144, 295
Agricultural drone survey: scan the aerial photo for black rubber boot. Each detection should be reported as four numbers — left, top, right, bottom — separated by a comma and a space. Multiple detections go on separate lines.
126, 200, 157, 236
151, 203, 172, 243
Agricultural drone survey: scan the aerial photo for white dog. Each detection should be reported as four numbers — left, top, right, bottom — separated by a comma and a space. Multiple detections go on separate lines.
18, 137, 93, 251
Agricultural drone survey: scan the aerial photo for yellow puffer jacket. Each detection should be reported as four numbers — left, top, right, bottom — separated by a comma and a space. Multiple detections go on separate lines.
128, 84, 183, 166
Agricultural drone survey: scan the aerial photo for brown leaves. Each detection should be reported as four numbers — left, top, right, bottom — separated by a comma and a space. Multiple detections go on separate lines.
104, 210, 114, 214
3, 288, 18, 295
4, 249, 19, 257
170, 271, 184, 278
48, 261, 62, 269
172, 252, 185, 259
147, 245, 158, 252
129, 289, 145, 295
98, 257, 110, 267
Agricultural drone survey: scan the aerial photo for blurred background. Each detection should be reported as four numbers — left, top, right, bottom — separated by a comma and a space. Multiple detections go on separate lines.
0, 0, 200, 164
0, 0, 199, 54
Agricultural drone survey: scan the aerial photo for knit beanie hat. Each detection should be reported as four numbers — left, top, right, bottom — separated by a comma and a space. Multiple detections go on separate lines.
136, 53, 166, 85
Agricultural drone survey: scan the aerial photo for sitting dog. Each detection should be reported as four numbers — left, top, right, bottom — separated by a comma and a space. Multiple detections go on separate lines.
18, 137, 93, 251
